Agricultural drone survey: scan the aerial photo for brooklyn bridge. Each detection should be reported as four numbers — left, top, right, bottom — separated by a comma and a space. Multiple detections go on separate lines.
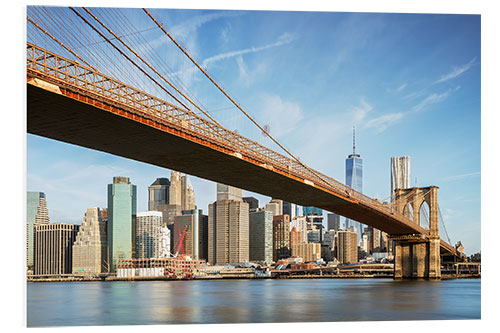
27, 7, 462, 279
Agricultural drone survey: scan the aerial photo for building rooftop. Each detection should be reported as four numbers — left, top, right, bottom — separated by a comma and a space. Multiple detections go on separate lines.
150, 177, 170, 186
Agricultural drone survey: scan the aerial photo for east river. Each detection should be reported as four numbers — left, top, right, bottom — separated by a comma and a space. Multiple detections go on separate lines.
27, 278, 480, 327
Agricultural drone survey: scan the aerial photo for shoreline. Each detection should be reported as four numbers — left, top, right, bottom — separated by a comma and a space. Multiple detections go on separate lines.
26, 274, 480, 283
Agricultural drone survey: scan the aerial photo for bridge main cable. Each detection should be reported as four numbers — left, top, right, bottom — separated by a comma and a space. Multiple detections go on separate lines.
143, 8, 337, 190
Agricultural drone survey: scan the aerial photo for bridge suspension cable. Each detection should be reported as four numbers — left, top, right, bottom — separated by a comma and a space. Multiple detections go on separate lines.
438, 205, 452, 245
26, 16, 98, 72
142, 8, 337, 191
77, 7, 223, 127
68, 7, 195, 113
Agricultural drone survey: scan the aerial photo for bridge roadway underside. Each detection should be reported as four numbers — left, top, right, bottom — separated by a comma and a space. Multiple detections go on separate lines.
28, 82, 427, 237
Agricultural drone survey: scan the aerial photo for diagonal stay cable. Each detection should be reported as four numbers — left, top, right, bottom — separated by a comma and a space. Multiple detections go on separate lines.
69, 7, 192, 112
143, 8, 338, 191
27, 16, 98, 72
438, 205, 452, 245
81, 7, 222, 127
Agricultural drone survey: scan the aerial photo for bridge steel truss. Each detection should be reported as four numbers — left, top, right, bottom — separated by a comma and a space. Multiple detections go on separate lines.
26, 43, 458, 276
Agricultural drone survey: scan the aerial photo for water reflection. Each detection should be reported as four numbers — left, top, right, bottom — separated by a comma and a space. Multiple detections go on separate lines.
27, 278, 480, 327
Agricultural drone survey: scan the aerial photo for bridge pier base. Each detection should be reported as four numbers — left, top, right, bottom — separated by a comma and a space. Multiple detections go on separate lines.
393, 236, 441, 280
392, 186, 442, 280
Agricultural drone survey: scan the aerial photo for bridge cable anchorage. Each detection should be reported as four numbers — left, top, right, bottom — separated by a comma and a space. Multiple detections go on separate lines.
80, 7, 222, 128
68, 7, 194, 113
438, 205, 452, 245
142, 8, 337, 190
27, 16, 98, 72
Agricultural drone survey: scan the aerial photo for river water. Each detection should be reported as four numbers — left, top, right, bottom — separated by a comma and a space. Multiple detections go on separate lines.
27, 278, 480, 327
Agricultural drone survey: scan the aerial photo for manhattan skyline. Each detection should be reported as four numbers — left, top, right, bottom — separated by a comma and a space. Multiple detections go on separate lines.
26, 8, 480, 254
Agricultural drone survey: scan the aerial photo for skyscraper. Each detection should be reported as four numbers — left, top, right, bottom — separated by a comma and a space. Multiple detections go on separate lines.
303, 206, 323, 216
135, 211, 162, 259
273, 214, 291, 261
391, 156, 411, 194
72, 207, 108, 274
345, 127, 364, 243
172, 209, 208, 260
290, 216, 308, 243
169, 171, 182, 206
26, 192, 49, 272
34, 223, 79, 275
181, 175, 196, 211
282, 201, 292, 217
291, 243, 321, 262
148, 178, 170, 211
243, 197, 259, 212
249, 210, 273, 264
335, 229, 358, 264
269, 199, 283, 215
216, 183, 242, 201
155, 171, 189, 228
208, 184, 249, 265
107, 176, 137, 272
264, 201, 280, 216
327, 213, 341, 231
157, 226, 171, 258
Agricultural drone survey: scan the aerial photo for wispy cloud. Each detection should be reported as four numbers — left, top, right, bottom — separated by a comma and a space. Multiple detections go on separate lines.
168, 32, 297, 80
396, 83, 407, 92
387, 83, 407, 93
443, 171, 480, 182
434, 57, 477, 84
257, 94, 303, 138
220, 23, 231, 44
236, 55, 267, 86
329, 14, 386, 72
352, 98, 373, 124
364, 112, 405, 133
412, 86, 459, 112
170, 11, 241, 40
202, 33, 296, 67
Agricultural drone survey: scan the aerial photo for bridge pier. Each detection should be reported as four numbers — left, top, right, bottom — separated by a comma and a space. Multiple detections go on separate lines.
392, 186, 441, 280
393, 236, 441, 279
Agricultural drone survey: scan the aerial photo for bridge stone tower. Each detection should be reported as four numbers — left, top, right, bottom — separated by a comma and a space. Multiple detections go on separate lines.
391, 186, 441, 279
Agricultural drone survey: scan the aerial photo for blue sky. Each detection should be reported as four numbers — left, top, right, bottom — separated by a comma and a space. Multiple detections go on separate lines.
26, 7, 481, 254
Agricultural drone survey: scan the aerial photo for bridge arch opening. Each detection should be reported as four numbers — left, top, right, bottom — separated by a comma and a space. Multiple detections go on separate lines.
419, 201, 430, 229
403, 203, 414, 220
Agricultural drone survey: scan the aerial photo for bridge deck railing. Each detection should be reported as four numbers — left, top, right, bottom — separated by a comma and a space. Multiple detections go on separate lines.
27, 42, 415, 228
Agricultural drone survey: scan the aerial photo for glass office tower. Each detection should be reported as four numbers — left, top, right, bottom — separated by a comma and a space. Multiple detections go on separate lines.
107, 177, 137, 272
27, 191, 49, 272
345, 127, 364, 243
303, 206, 323, 216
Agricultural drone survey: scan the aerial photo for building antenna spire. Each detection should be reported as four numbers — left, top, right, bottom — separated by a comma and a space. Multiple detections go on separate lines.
353, 126, 356, 155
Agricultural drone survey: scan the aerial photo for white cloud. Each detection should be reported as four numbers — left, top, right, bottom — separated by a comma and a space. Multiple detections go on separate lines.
443, 171, 481, 182
236, 55, 267, 87
170, 11, 240, 40
237, 55, 248, 79
364, 112, 404, 133
387, 83, 407, 93
201, 32, 296, 68
434, 57, 476, 84
220, 23, 231, 44
352, 98, 373, 124
396, 83, 407, 92
412, 87, 459, 112
258, 95, 303, 138
166, 32, 297, 89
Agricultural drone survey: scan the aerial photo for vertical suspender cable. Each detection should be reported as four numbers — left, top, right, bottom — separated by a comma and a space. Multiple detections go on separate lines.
142, 8, 336, 190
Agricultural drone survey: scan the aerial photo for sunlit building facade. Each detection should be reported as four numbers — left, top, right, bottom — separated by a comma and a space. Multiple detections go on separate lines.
345, 128, 364, 243
107, 176, 137, 272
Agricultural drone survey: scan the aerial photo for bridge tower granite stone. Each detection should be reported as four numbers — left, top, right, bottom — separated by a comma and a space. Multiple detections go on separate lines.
392, 186, 441, 279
